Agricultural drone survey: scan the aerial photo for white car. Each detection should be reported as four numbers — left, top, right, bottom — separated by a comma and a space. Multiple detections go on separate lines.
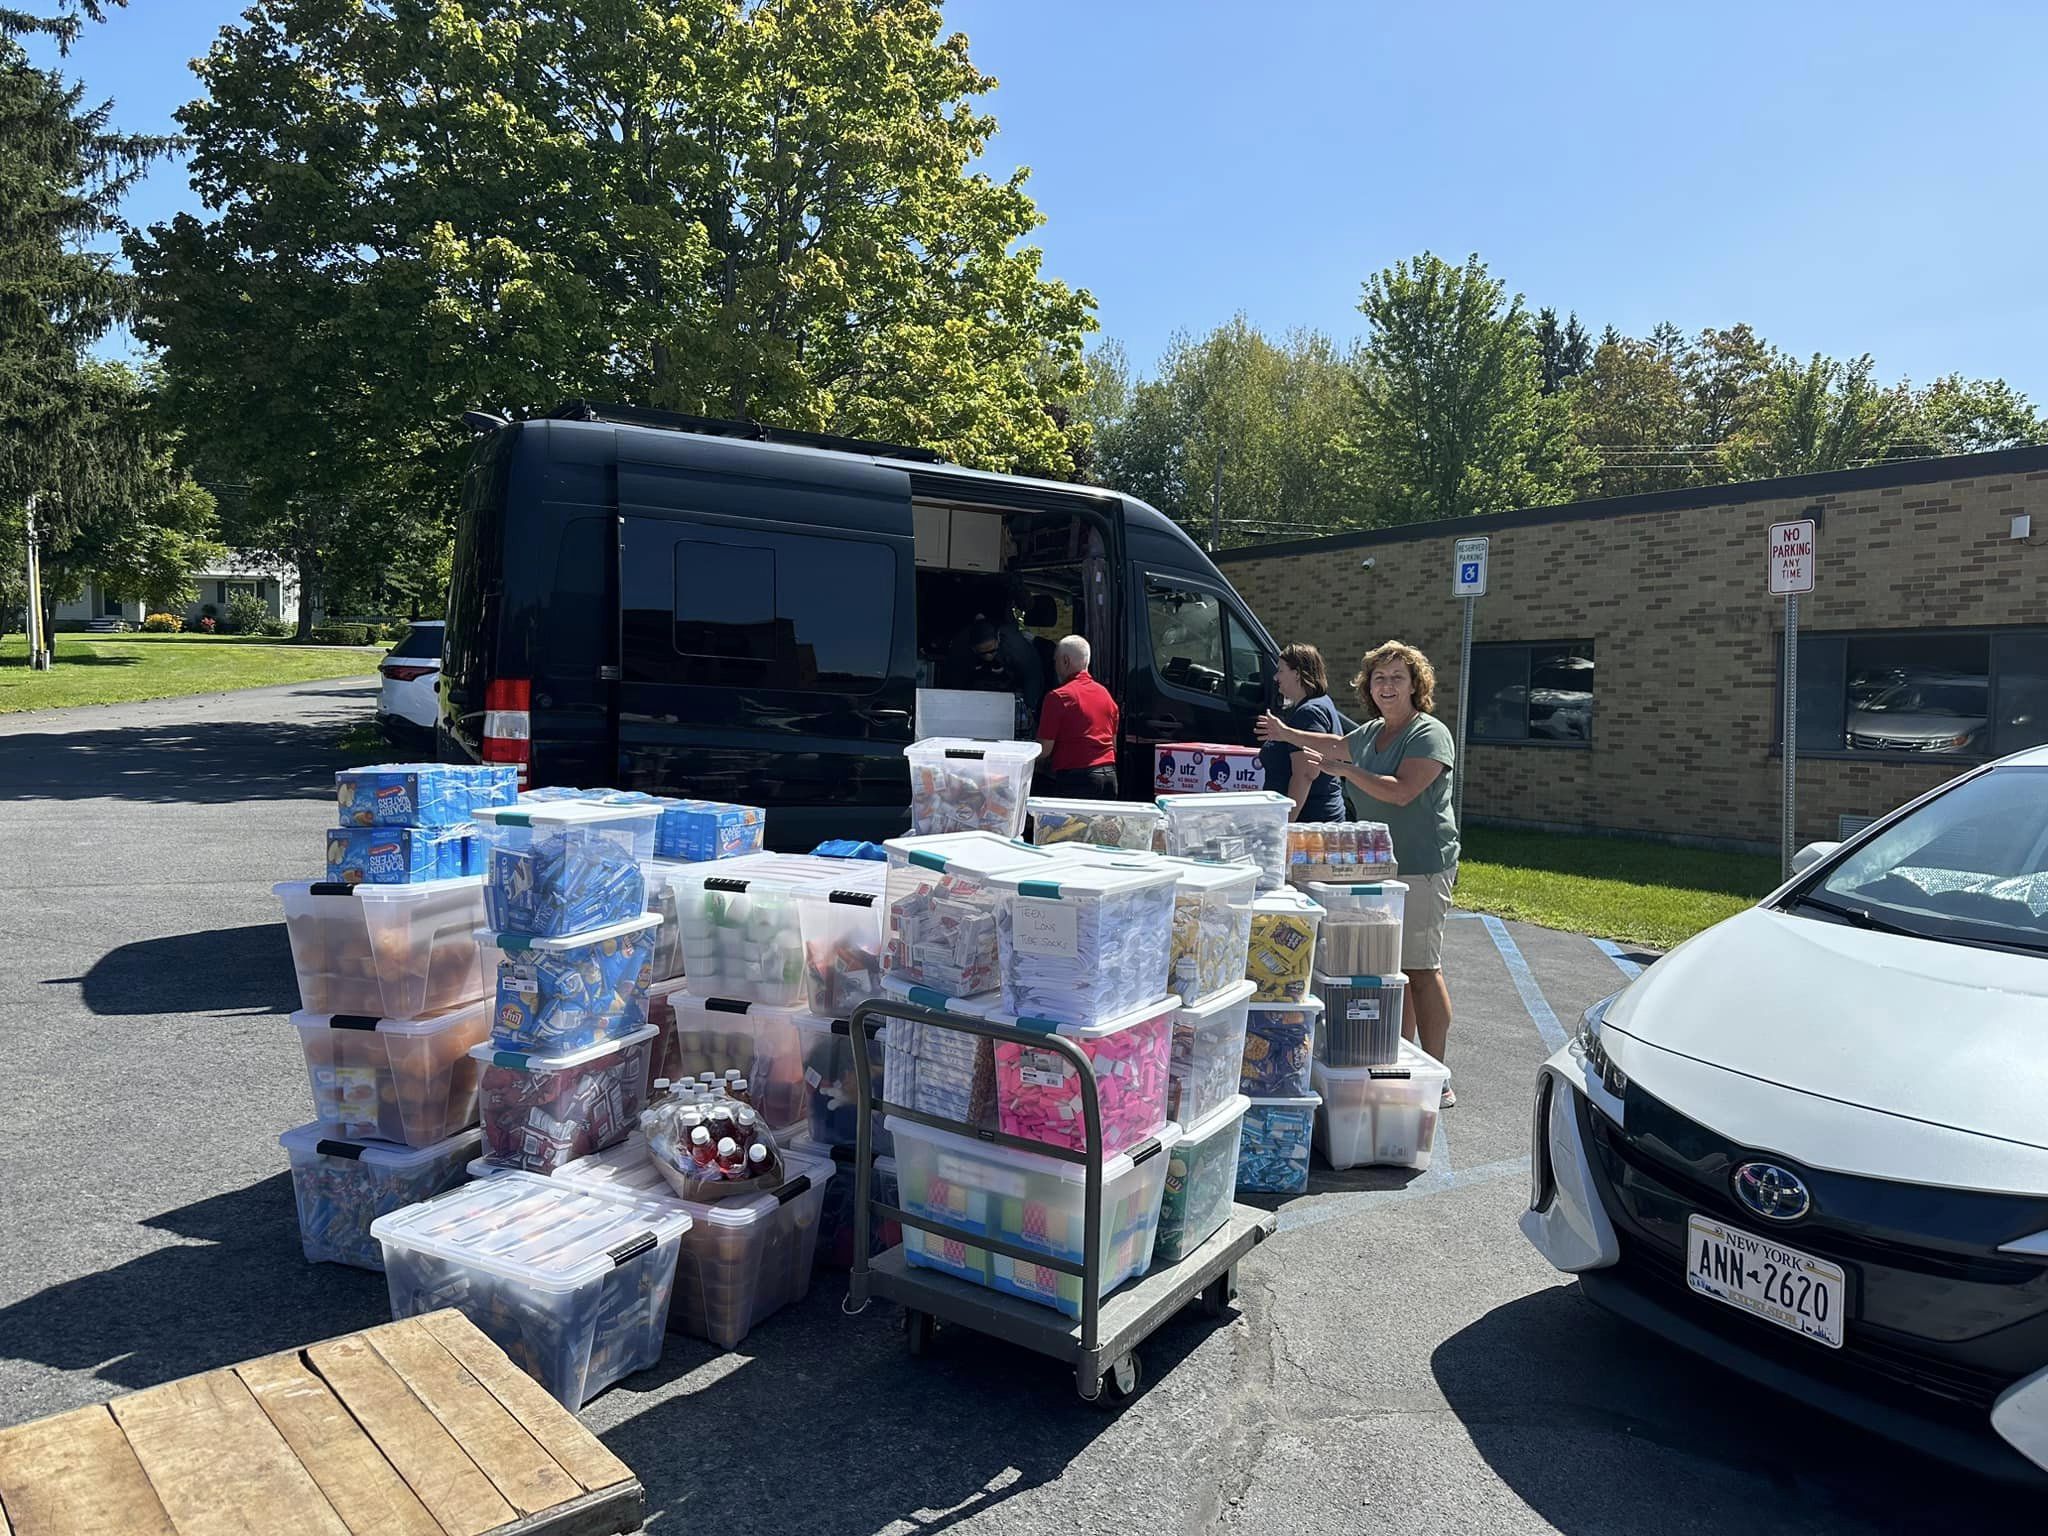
377, 620, 444, 744
1522, 746, 2048, 1484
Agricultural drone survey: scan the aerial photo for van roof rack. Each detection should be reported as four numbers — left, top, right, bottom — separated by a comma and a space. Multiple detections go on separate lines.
546, 400, 946, 464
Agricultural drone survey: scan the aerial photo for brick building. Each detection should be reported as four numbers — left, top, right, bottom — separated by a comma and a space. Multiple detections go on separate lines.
1215, 446, 2048, 852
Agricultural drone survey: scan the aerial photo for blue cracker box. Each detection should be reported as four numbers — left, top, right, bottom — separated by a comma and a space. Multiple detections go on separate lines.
655, 799, 766, 863
1236, 1094, 1319, 1195
326, 825, 472, 885
489, 916, 660, 1054
336, 764, 468, 828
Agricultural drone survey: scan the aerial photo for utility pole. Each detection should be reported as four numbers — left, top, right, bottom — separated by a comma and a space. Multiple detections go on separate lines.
1208, 445, 1225, 553
24, 493, 50, 671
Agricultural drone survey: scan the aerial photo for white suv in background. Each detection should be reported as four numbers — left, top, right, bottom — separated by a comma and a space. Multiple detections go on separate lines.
376, 620, 444, 744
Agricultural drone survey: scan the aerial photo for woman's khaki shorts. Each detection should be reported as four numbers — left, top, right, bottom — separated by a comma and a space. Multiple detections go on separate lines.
1401, 866, 1458, 971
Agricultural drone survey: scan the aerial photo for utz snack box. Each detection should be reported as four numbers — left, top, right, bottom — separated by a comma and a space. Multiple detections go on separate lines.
1154, 742, 1265, 796
326, 825, 476, 885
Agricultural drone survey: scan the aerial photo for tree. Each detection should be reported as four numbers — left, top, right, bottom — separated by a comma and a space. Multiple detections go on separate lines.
1352, 252, 1589, 522
1894, 374, 2043, 457
1682, 324, 1776, 461
1573, 334, 1696, 497
1729, 353, 1910, 479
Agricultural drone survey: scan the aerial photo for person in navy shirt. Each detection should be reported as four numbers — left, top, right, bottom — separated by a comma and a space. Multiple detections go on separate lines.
1258, 643, 1345, 821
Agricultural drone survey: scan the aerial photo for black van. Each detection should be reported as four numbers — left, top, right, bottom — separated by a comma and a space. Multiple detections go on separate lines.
441, 404, 1284, 849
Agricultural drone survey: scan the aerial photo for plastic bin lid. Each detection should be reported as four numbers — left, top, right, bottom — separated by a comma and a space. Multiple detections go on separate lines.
977, 991, 1181, 1040
1245, 992, 1324, 1015
1172, 978, 1256, 1021
466, 1021, 658, 1071
1252, 887, 1325, 917
370, 1169, 690, 1292
1303, 879, 1410, 899
878, 973, 1000, 1015
904, 737, 1043, 764
883, 831, 1053, 877
1313, 970, 1407, 987
983, 858, 1179, 899
1311, 1037, 1448, 1085
280, 1121, 482, 1169
292, 998, 490, 1037
274, 876, 485, 904
888, 1113, 1182, 1184
1245, 1092, 1322, 1110
1180, 1093, 1252, 1145
548, 1133, 834, 1229
1156, 855, 1262, 893
661, 990, 823, 1024
676, 851, 887, 898
1025, 796, 1165, 822
1156, 790, 1293, 812
476, 912, 662, 952
470, 799, 659, 830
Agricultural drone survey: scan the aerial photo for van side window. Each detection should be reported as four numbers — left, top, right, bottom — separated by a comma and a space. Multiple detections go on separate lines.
1145, 577, 1226, 697
1225, 611, 1269, 709
620, 518, 896, 691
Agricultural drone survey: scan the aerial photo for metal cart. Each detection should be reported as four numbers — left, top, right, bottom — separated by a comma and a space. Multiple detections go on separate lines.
844, 994, 1276, 1404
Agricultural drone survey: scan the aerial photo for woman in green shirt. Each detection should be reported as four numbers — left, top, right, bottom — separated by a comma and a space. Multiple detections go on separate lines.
1256, 640, 1462, 1103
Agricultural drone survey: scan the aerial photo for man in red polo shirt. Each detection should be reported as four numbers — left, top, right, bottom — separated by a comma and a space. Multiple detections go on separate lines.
1035, 635, 1120, 798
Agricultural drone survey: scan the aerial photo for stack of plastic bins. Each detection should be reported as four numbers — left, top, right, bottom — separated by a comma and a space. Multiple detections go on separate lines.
275, 877, 492, 1020
471, 799, 658, 938
1313, 1038, 1449, 1172
1157, 857, 1259, 1005
1244, 887, 1324, 1002
987, 860, 1178, 1030
1156, 790, 1294, 892
1025, 798, 1164, 852
981, 995, 1178, 1160
328, 764, 509, 885
904, 738, 1042, 839
881, 832, 1056, 999
1236, 1094, 1319, 1195
293, 1000, 493, 1147
547, 1134, 834, 1350
479, 913, 663, 1055
1313, 974, 1408, 1067
1152, 1095, 1249, 1264
372, 1169, 689, 1408
670, 853, 890, 1014
644, 990, 817, 1139
1303, 880, 1408, 978
279, 1124, 480, 1270
891, 1117, 1182, 1318
1168, 980, 1255, 1125
1239, 995, 1321, 1099
877, 975, 998, 1130
469, 1024, 660, 1174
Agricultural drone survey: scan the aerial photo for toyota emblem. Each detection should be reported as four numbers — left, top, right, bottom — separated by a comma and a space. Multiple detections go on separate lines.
1732, 1161, 1811, 1222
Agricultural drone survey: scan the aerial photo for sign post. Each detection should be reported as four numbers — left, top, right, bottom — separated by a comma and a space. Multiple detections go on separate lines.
1768, 518, 1816, 878
1451, 536, 1489, 830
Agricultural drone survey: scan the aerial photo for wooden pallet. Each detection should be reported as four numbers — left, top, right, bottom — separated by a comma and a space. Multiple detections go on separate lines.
0, 1310, 644, 1536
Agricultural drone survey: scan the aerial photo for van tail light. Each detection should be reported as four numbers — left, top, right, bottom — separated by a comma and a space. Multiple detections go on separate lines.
482, 678, 532, 787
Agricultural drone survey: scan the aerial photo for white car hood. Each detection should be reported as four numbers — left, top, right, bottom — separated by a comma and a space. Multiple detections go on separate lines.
1607, 906, 2048, 1152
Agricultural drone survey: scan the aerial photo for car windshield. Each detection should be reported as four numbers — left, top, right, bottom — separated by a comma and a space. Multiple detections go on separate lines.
1797, 765, 2048, 952
388, 624, 443, 661
1863, 681, 1984, 717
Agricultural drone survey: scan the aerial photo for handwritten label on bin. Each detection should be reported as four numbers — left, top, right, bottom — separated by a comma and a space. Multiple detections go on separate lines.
1011, 897, 1080, 959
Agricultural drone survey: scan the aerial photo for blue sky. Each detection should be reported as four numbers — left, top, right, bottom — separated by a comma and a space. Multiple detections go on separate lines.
35, 0, 2048, 398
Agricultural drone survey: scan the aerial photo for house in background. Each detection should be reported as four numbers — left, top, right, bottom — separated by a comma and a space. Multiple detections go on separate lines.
53, 553, 303, 629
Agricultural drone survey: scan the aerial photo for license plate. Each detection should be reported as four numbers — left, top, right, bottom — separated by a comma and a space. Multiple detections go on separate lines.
1685, 1214, 1845, 1350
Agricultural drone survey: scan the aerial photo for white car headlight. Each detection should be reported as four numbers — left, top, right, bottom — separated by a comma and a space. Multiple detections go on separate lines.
1576, 992, 1629, 1106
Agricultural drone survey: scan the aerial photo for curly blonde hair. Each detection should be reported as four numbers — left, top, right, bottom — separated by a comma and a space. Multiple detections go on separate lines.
1352, 640, 1437, 719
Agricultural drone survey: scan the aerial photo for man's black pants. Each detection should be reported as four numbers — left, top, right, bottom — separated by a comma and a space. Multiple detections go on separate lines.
1043, 765, 1120, 800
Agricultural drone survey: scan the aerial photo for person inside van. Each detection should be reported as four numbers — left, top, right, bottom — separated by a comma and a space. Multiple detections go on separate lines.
1035, 635, 1120, 798
947, 611, 1045, 733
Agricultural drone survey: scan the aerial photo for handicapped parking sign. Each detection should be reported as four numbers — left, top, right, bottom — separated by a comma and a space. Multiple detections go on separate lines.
1460, 561, 1480, 583
1452, 536, 1489, 597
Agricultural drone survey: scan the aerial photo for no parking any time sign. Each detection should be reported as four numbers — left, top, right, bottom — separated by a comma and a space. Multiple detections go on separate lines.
1768, 518, 1816, 595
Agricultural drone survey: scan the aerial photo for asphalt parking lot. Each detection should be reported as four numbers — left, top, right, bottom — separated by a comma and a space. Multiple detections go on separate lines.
0, 678, 2035, 1533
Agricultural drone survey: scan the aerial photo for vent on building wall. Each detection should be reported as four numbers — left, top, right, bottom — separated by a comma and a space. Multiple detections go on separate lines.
1838, 814, 1880, 840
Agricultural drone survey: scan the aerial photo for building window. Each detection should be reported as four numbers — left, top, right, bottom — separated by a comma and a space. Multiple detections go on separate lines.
1468, 641, 1595, 745
1778, 627, 2048, 760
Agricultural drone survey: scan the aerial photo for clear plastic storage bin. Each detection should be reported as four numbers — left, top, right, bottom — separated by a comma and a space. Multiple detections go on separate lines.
1304, 880, 1408, 977
1026, 798, 1165, 852
484, 914, 660, 1054
812, 1144, 901, 1268
1240, 996, 1322, 1098
1237, 1094, 1320, 1195
640, 860, 690, 983
878, 976, 997, 1130
985, 995, 1177, 1158
1313, 973, 1408, 1067
1313, 1039, 1449, 1172
293, 999, 491, 1148
1245, 887, 1324, 1001
280, 1122, 480, 1270
990, 859, 1178, 1029
1153, 1095, 1248, 1264
643, 987, 813, 1137
1169, 980, 1255, 1126
275, 877, 492, 1020
472, 800, 657, 938
373, 1170, 688, 1408
892, 1116, 1181, 1319
905, 738, 1042, 839
549, 1135, 833, 1350
881, 832, 1052, 997
1157, 790, 1293, 891
671, 853, 889, 1012
801, 1015, 888, 1152
471, 1023, 658, 1174
1160, 857, 1259, 1004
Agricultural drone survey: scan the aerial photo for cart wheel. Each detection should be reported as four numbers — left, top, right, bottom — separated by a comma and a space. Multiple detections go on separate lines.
1095, 1351, 1143, 1406
905, 1309, 935, 1358
1202, 1272, 1233, 1318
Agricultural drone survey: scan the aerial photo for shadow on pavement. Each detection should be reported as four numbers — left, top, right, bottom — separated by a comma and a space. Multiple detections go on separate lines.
0, 715, 358, 803
1432, 1284, 2034, 1531
55, 923, 298, 1016
0, 1175, 388, 1394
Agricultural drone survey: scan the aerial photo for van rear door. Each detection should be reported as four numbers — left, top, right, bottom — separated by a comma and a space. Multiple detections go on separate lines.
613, 444, 916, 848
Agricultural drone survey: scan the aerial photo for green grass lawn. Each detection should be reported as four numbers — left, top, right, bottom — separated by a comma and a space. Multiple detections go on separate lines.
1458, 825, 1782, 951
0, 631, 379, 713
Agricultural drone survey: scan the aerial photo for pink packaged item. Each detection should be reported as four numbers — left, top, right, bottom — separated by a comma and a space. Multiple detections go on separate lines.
987, 996, 1177, 1157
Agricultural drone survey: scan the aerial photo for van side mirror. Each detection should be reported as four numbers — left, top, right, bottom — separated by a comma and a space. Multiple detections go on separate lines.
1790, 841, 1840, 876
